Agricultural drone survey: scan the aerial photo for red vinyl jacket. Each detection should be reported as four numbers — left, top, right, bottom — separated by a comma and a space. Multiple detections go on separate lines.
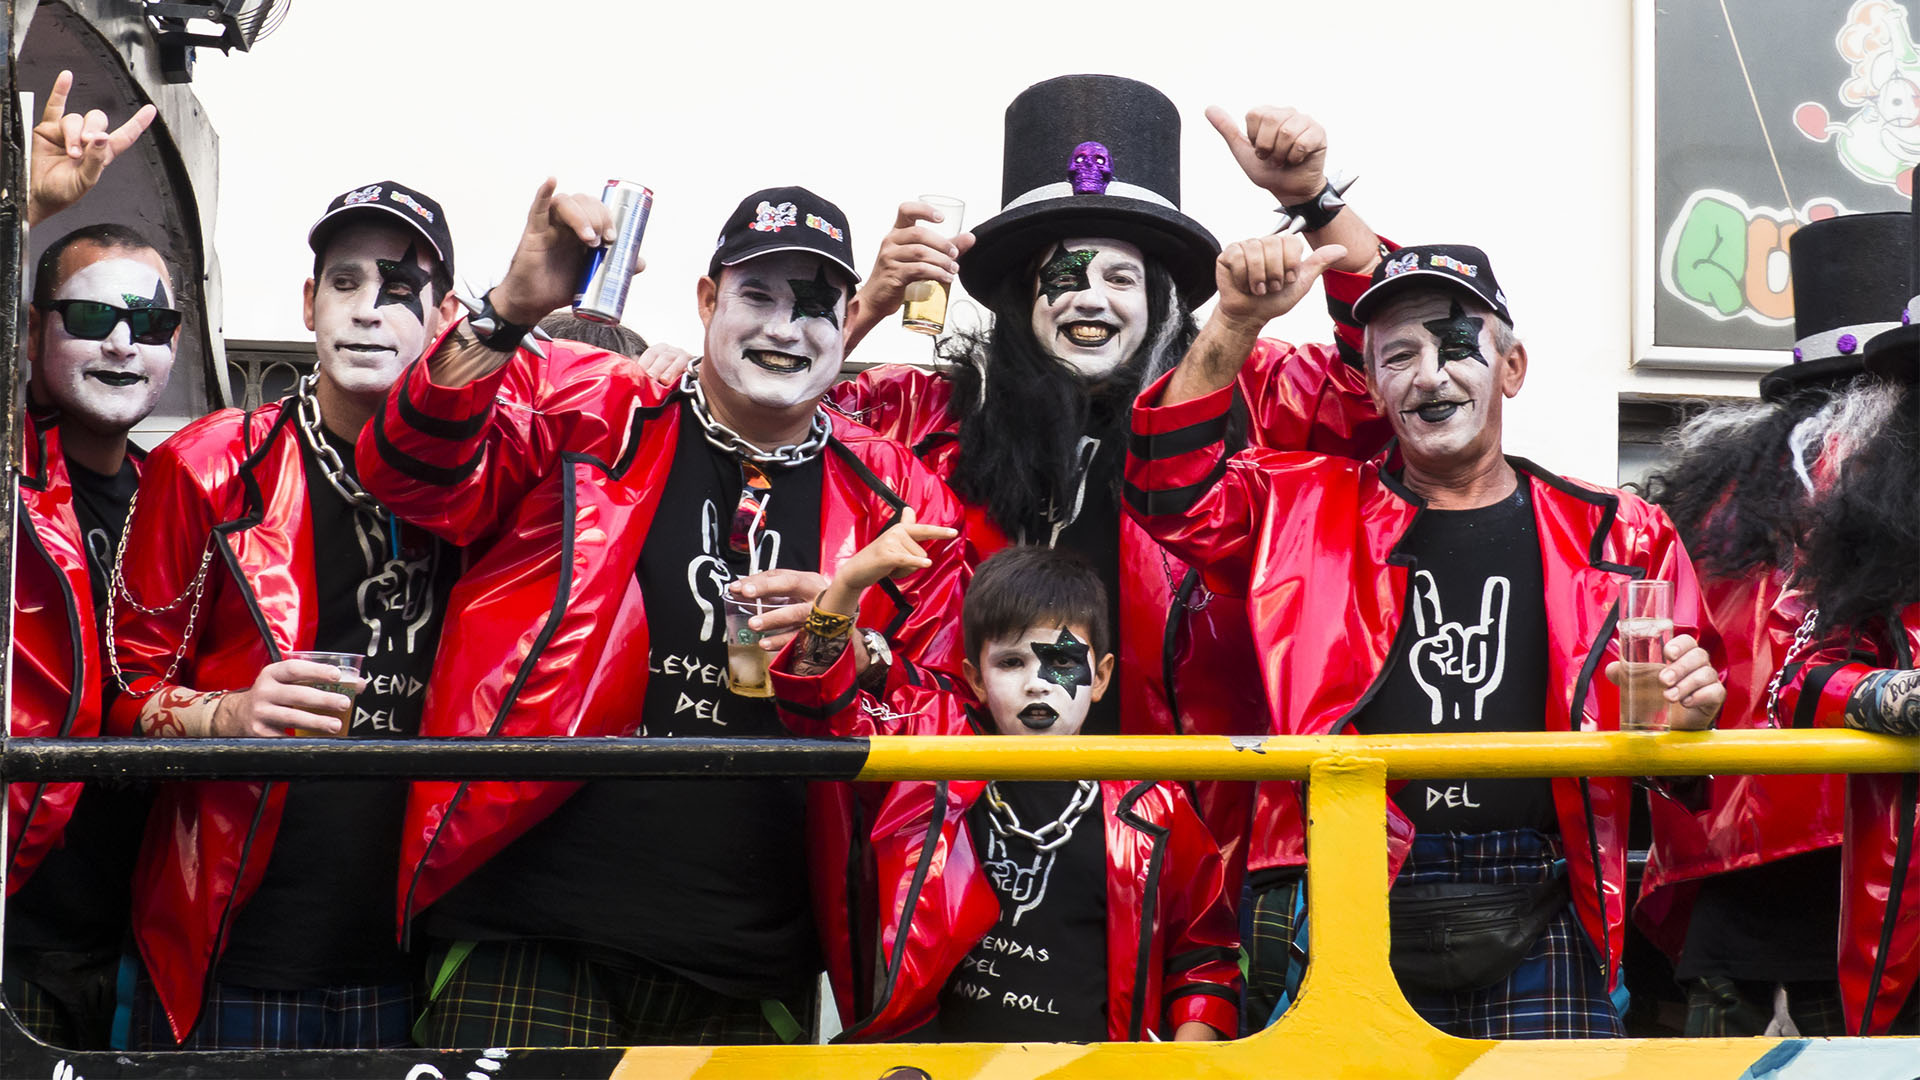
9, 411, 139, 892
109, 401, 361, 1039
1122, 368, 1716, 989
829, 327, 1389, 890
770, 648, 1242, 1041
1773, 599, 1920, 1035
354, 330, 968, 944
1636, 570, 1846, 959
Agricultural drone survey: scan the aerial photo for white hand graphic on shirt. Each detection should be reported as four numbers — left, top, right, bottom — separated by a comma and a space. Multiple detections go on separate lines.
1406, 569, 1510, 725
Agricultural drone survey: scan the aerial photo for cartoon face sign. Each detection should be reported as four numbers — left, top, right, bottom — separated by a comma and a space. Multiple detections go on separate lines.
1068, 141, 1114, 195
1793, 0, 1920, 192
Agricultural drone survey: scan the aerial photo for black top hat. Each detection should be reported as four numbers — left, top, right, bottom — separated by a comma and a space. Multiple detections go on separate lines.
1759, 211, 1910, 401
959, 75, 1220, 305
308, 181, 455, 281
1863, 189, 1918, 382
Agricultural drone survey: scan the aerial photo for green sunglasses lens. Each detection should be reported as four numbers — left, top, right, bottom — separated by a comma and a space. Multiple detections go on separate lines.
125, 307, 181, 344
58, 300, 120, 339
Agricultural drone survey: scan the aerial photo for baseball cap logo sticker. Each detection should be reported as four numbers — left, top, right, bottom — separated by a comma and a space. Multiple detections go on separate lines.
1429, 253, 1479, 277
804, 213, 843, 242
1384, 252, 1420, 278
1068, 141, 1114, 195
391, 191, 436, 222
342, 184, 382, 206
751, 201, 799, 233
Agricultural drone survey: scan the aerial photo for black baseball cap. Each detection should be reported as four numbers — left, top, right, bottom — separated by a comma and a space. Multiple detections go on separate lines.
708, 186, 860, 283
1350, 244, 1512, 327
307, 180, 455, 280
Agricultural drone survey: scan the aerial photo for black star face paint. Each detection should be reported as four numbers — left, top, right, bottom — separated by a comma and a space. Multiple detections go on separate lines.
122, 279, 170, 310
1037, 244, 1098, 304
374, 240, 432, 324
1031, 627, 1094, 699
787, 265, 842, 328
1422, 300, 1488, 369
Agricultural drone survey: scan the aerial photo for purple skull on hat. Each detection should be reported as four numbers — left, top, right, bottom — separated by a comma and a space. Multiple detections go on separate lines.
1068, 141, 1114, 195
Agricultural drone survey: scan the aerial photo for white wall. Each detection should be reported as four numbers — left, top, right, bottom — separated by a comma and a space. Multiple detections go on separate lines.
188, 0, 1765, 483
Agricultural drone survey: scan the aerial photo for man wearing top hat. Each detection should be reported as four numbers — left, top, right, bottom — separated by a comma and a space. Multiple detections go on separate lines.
354, 181, 966, 1046
109, 181, 466, 1049
1126, 235, 1728, 1038
1773, 194, 1920, 1036
1635, 211, 1910, 1037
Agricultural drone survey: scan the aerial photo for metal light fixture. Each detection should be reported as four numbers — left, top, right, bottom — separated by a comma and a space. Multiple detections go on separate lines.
142, 0, 290, 82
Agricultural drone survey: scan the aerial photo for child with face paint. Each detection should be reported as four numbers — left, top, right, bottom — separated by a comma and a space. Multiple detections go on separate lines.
108, 181, 469, 1051
772, 542, 1241, 1042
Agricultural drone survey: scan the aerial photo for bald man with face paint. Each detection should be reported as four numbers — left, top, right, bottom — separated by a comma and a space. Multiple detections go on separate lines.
1130, 241, 1728, 1039
10, 223, 178, 1050
108, 182, 467, 1050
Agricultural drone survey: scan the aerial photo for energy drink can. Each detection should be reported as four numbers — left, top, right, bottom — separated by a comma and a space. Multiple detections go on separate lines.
572, 179, 653, 325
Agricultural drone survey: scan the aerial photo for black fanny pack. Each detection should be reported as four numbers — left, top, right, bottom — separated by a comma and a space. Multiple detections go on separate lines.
1388, 869, 1570, 993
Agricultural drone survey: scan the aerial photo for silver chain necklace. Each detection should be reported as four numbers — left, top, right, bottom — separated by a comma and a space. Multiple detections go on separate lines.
983, 778, 1101, 853
295, 374, 387, 516
680, 360, 830, 467
1766, 604, 1822, 725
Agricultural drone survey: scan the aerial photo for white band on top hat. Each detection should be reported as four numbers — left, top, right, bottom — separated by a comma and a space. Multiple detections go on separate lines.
1793, 321, 1902, 361
1903, 294, 1919, 327
1000, 181, 1179, 214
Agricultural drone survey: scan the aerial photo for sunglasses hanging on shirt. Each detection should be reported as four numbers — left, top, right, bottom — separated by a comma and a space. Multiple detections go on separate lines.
40, 299, 183, 345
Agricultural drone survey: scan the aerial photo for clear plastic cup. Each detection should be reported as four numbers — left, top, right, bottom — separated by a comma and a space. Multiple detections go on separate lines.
283, 650, 365, 737
723, 596, 774, 698
1616, 580, 1674, 732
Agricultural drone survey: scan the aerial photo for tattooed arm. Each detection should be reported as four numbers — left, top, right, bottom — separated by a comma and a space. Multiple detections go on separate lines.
135, 660, 359, 738
1844, 669, 1920, 735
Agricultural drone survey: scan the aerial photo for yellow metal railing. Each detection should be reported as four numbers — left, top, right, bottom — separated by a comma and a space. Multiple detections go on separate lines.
616, 730, 1919, 1079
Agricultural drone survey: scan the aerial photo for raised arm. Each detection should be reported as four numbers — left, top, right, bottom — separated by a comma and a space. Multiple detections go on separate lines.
28, 70, 156, 226
357, 180, 637, 545
842, 200, 976, 354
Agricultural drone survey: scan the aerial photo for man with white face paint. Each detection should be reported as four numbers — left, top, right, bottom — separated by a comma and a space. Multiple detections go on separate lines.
1129, 239, 1729, 1038
10, 221, 178, 1049
832, 76, 1392, 754
354, 183, 965, 1046
109, 182, 466, 1050
8, 68, 166, 1049
771, 543, 1240, 1041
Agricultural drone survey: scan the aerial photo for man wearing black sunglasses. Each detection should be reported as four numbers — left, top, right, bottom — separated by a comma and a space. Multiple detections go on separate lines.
109, 182, 466, 1051
8, 67, 167, 1051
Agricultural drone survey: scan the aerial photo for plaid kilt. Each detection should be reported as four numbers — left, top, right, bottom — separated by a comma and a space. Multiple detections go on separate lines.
1683, 976, 1847, 1037
419, 939, 813, 1048
1246, 871, 1309, 1031
1396, 828, 1624, 1040
2, 947, 123, 1049
4, 967, 77, 1047
131, 975, 415, 1050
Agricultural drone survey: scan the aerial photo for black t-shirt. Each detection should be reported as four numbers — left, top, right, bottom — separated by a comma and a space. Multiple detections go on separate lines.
1675, 847, 1844, 982
1051, 435, 1123, 737
1353, 484, 1557, 833
424, 402, 823, 999
7, 450, 149, 958
65, 452, 138, 622
938, 780, 1109, 1042
217, 424, 456, 989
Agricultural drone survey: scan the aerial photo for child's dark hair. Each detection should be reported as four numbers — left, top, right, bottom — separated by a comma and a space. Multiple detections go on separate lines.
963, 546, 1111, 662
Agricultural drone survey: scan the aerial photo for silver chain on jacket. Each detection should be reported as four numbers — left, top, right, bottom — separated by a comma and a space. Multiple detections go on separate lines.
982, 778, 1101, 853
1765, 604, 1823, 725
295, 373, 387, 516
105, 485, 218, 696
680, 360, 830, 467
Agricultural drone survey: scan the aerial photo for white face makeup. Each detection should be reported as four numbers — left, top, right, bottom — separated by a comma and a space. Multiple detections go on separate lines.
1027, 236, 1150, 380
33, 248, 177, 436
1366, 290, 1516, 467
968, 623, 1106, 738
701, 251, 848, 410
306, 220, 444, 401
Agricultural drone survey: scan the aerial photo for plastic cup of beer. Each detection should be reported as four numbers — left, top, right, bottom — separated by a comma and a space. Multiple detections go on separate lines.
284, 650, 365, 737
902, 195, 966, 336
1616, 580, 1673, 732
723, 596, 775, 698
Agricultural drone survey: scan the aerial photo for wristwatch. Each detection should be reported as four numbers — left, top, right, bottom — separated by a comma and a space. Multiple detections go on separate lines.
1278, 181, 1348, 234
859, 628, 893, 668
